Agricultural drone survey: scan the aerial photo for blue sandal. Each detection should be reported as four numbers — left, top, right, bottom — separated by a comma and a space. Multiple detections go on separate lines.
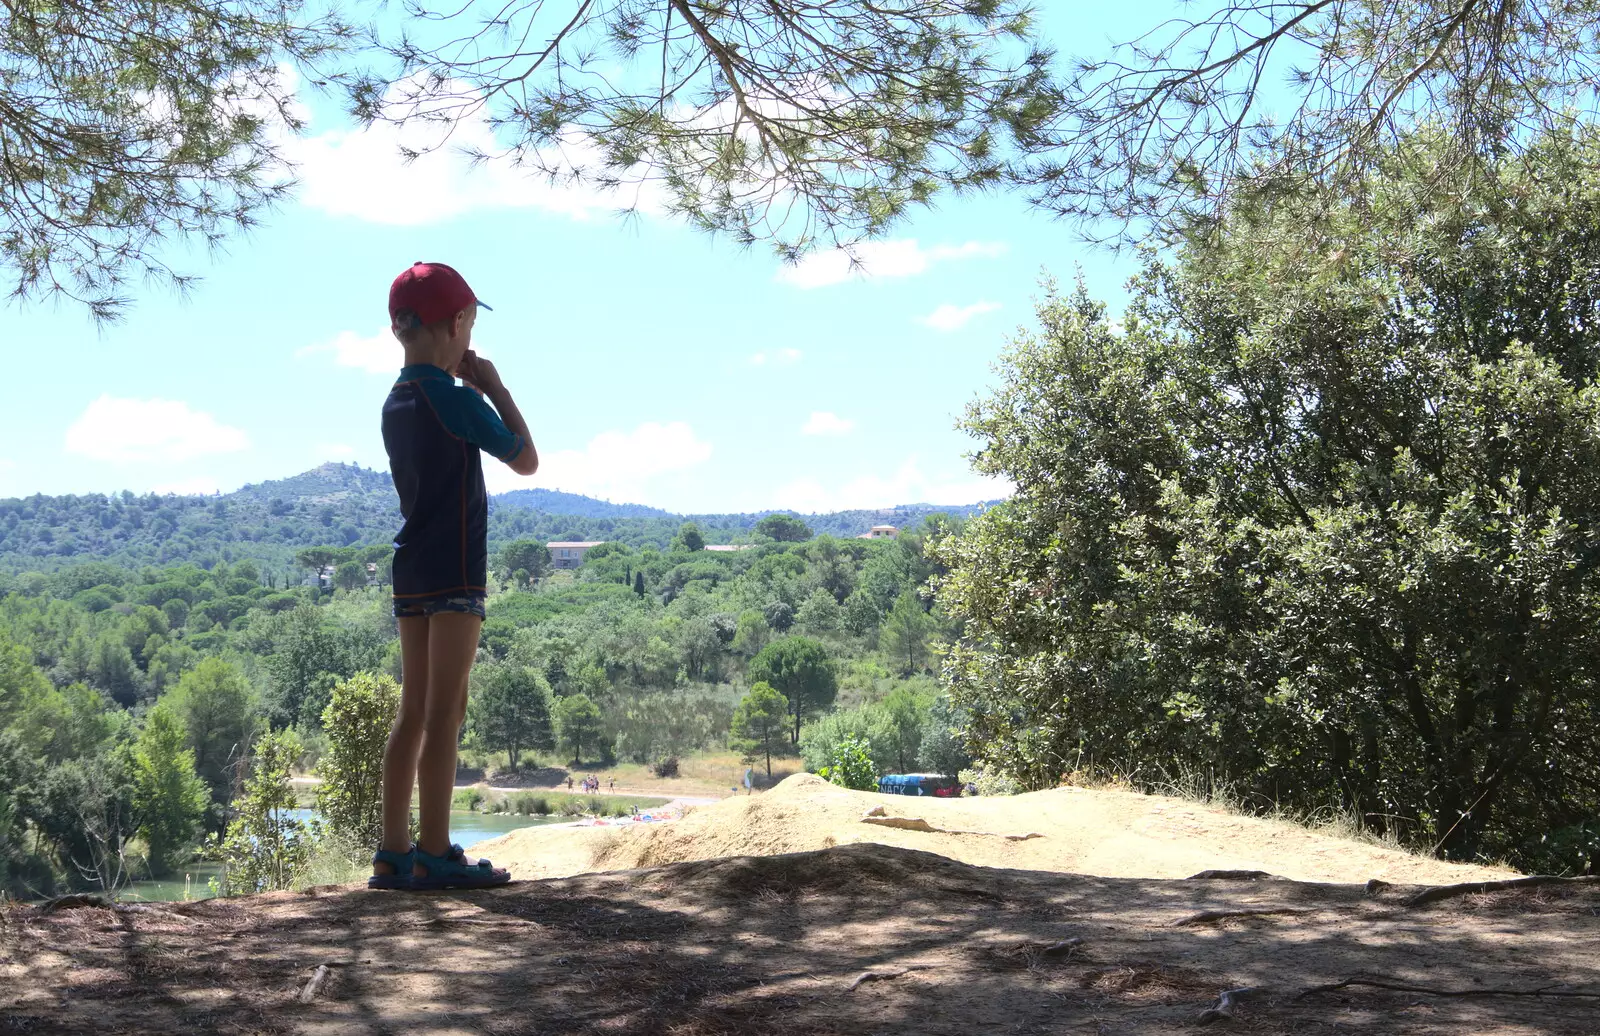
368, 845, 415, 890
410, 843, 512, 891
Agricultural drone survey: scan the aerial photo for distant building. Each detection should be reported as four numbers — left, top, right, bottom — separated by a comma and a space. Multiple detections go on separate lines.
857, 525, 899, 540
704, 544, 755, 552
548, 541, 604, 569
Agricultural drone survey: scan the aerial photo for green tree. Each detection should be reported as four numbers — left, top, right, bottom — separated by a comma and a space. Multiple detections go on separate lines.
756, 514, 813, 542
731, 609, 770, 657
937, 133, 1600, 869
130, 704, 208, 876
918, 695, 972, 778
165, 657, 259, 827
469, 664, 554, 771
633, 571, 646, 597
675, 523, 706, 552
496, 540, 552, 587
875, 685, 929, 774
749, 637, 838, 744
315, 672, 400, 847
817, 734, 878, 792
215, 729, 315, 895
796, 588, 842, 635
552, 693, 604, 766
729, 682, 790, 779
879, 590, 936, 675
333, 561, 366, 591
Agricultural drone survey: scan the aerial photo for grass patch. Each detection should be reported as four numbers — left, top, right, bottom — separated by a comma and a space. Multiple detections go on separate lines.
490, 790, 670, 818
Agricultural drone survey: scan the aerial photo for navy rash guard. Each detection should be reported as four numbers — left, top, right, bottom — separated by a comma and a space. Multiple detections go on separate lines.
382, 363, 525, 601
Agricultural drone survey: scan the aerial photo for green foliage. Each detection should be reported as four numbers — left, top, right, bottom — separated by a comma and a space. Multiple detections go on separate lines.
817, 734, 879, 792
674, 523, 706, 552
729, 682, 790, 778
918, 695, 972, 778
130, 704, 208, 876
214, 729, 316, 896
495, 540, 551, 588
756, 515, 813, 542
164, 657, 258, 829
879, 591, 935, 675
468, 663, 554, 771
452, 787, 486, 812
939, 134, 1600, 869
749, 637, 838, 744
552, 693, 604, 765
315, 673, 399, 847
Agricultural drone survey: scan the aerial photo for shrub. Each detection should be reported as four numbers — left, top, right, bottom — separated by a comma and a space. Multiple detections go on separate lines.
452, 787, 486, 813
653, 756, 680, 778
818, 734, 878, 791
959, 767, 1021, 797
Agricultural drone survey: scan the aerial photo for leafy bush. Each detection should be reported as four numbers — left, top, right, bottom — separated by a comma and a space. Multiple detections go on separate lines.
214, 730, 317, 895
818, 734, 878, 791
452, 787, 486, 813
958, 767, 1021, 797
504, 792, 551, 815
652, 756, 679, 778
315, 672, 399, 847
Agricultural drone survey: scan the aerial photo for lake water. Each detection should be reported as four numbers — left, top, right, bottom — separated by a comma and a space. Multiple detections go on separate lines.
121, 809, 561, 903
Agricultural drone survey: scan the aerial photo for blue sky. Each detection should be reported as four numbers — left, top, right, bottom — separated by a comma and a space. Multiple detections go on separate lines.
0, 4, 1163, 514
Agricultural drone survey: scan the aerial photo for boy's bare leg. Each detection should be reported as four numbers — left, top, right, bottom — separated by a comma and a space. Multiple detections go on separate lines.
415, 612, 482, 868
376, 616, 431, 873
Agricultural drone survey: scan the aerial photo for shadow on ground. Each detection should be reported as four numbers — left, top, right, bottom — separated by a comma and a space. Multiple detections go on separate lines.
3, 843, 1597, 1035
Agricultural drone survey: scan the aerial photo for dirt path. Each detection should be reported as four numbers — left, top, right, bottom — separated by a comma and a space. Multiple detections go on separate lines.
5, 844, 1596, 1035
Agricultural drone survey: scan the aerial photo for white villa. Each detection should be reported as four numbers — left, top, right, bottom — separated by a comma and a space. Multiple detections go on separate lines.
549, 541, 604, 569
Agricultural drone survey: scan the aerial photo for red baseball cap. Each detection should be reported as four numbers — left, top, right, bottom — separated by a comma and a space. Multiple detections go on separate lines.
388, 262, 492, 327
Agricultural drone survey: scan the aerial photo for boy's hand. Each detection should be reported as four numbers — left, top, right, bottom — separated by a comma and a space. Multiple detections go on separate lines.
455, 350, 503, 394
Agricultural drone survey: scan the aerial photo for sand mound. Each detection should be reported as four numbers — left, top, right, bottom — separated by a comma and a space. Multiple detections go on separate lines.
478, 773, 1513, 885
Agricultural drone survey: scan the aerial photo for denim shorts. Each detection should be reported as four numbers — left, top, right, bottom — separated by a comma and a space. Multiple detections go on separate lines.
393, 592, 487, 620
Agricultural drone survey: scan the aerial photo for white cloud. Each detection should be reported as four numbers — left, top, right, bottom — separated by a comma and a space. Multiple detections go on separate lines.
775, 239, 1009, 289
801, 411, 854, 437
64, 397, 249, 464
319, 443, 357, 459
749, 348, 803, 367
153, 477, 223, 496
284, 73, 664, 226
772, 456, 1011, 513
297, 329, 400, 375
920, 300, 1002, 332
486, 421, 713, 500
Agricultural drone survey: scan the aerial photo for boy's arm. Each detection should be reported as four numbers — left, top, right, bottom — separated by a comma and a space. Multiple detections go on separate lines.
484, 382, 538, 476
458, 351, 539, 476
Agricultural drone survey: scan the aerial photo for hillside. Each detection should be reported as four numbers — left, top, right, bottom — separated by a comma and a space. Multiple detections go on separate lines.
0, 463, 997, 573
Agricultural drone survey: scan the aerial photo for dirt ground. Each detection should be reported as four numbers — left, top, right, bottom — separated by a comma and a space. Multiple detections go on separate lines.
5, 777, 1596, 1035
477, 773, 1515, 885
5, 844, 1597, 1035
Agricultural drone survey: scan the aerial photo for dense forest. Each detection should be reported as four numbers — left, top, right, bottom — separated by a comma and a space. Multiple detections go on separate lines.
0, 489, 975, 896
0, 462, 992, 577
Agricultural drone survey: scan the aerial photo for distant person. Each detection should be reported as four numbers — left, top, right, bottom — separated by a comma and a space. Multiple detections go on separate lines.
369, 262, 538, 892
566, 776, 575, 792
608, 777, 615, 794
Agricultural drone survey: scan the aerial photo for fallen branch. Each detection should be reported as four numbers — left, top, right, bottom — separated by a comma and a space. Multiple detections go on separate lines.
859, 816, 1044, 840
1197, 986, 1261, 1025
1187, 870, 1276, 880
846, 965, 926, 992
1173, 907, 1312, 927
1039, 937, 1083, 955
299, 964, 332, 1003
38, 893, 112, 912
1298, 976, 1600, 999
1404, 874, 1600, 908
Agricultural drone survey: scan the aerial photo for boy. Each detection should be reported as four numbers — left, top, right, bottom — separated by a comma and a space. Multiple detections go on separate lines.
369, 262, 538, 890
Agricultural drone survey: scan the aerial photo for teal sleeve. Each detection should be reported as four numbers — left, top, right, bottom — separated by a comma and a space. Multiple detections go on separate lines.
424, 381, 525, 461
